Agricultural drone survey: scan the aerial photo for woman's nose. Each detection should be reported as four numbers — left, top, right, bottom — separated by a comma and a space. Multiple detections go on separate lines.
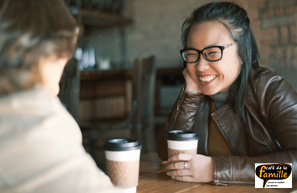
195, 56, 210, 71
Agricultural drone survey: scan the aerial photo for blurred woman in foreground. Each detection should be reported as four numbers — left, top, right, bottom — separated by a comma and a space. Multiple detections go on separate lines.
0, 0, 121, 192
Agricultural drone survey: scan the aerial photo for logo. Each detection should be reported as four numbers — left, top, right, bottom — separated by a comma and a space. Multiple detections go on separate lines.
255, 163, 292, 188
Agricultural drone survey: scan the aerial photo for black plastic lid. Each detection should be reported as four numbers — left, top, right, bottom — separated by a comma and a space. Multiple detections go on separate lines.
104, 138, 142, 151
167, 130, 199, 141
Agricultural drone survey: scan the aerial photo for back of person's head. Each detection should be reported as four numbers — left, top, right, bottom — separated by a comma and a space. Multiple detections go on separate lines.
181, 1, 259, 126
0, 0, 78, 95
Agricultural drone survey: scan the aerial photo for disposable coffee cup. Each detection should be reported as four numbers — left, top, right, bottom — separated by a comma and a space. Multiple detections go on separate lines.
104, 138, 142, 193
167, 130, 199, 157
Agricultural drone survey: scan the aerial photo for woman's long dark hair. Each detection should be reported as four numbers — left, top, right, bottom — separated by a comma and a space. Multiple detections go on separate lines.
0, 0, 79, 95
181, 2, 259, 127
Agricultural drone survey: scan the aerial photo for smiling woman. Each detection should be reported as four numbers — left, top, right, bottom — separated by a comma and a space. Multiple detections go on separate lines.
157, 1, 297, 185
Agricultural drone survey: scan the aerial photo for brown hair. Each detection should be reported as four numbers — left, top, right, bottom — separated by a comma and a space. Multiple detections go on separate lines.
0, 0, 79, 95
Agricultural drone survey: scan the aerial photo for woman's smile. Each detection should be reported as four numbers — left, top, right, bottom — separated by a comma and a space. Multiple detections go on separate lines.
198, 74, 218, 83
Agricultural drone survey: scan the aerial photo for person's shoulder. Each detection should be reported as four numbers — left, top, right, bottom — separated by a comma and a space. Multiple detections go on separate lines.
249, 66, 285, 90
248, 66, 296, 101
249, 66, 281, 82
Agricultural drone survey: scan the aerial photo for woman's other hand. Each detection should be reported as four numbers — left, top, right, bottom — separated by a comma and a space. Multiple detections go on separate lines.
183, 68, 201, 93
164, 153, 214, 183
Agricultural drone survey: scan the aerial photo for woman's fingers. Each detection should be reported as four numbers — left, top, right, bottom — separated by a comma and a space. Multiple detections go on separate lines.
182, 68, 201, 93
167, 169, 195, 182
173, 176, 194, 182
167, 168, 192, 176
162, 160, 169, 167
168, 153, 193, 162
166, 161, 188, 170
164, 154, 214, 183
165, 158, 194, 181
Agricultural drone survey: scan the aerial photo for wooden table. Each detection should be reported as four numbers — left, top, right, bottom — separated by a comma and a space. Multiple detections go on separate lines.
137, 153, 297, 193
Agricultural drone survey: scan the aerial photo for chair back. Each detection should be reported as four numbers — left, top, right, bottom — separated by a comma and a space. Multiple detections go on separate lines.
131, 55, 156, 152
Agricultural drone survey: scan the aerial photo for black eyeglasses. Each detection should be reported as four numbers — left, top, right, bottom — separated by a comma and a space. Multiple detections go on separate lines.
180, 42, 236, 63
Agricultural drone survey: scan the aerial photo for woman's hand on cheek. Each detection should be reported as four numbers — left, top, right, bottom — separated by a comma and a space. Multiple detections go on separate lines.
165, 153, 214, 183
183, 68, 201, 94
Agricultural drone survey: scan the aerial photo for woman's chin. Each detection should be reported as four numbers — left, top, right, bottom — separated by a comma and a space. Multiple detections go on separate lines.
201, 89, 219, 96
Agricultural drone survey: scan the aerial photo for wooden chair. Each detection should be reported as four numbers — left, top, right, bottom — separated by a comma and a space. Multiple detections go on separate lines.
132, 56, 156, 153
80, 55, 156, 166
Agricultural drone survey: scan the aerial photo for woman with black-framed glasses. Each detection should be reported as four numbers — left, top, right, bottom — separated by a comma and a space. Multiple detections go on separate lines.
157, 1, 297, 185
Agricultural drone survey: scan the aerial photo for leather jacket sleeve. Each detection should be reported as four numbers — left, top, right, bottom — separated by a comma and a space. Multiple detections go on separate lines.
213, 150, 297, 185
157, 86, 204, 160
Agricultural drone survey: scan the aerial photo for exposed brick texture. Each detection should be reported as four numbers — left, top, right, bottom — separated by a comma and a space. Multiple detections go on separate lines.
261, 16, 294, 29
256, 0, 297, 85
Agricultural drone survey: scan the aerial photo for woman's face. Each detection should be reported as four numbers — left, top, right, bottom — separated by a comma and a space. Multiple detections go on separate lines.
186, 21, 242, 95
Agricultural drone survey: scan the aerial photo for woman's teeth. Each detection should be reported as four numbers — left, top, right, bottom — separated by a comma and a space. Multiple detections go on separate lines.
199, 75, 217, 82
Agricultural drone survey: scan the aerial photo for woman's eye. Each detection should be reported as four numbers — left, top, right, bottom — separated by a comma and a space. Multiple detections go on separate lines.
207, 52, 217, 55
187, 52, 197, 55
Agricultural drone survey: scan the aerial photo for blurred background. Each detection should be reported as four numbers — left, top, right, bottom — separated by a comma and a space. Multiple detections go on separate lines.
70, 0, 297, 81
60, 0, 297, 165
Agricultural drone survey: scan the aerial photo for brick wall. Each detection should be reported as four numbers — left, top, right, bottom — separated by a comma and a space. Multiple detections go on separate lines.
232, 0, 297, 89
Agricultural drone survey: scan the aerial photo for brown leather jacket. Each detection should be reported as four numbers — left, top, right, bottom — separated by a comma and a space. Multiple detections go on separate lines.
157, 67, 297, 185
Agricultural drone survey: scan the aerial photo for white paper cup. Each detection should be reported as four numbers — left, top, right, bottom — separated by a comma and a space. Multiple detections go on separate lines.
104, 139, 141, 193
167, 130, 198, 157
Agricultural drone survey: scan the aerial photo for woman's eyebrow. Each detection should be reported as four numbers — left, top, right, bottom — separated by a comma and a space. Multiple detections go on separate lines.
185, 44, 222, 50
